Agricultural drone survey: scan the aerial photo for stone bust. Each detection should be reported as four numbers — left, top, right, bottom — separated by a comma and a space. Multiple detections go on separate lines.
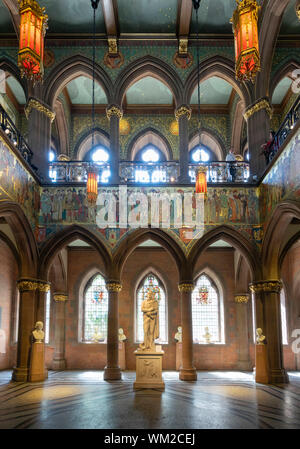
256, 328, 266, 345
32, 321, 45, 343
118, 328, 127, 342
174, 326, 182, 342
203, 327, 212, 344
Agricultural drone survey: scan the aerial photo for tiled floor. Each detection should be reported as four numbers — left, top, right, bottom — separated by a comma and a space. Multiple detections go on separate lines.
0, 370, 300, 429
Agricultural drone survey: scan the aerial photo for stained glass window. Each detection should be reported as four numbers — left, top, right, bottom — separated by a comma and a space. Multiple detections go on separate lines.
45, 290, 51, 344
136, 274, 167, 344
192, 274, 223, 343
280, 288, 288, 345
83, 274, 108, 342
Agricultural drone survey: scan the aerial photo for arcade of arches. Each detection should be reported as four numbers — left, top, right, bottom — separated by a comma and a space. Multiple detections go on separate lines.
0, 0, 300, 430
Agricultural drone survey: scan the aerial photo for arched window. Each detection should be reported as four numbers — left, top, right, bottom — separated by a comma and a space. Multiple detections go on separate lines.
85, 146, 111, 183
134, 145, 167, 183
45, 290, 51, 344
192, 273, 224, 344
136, 273, 168, 344
83, 274, 108, 342
280, 287, 288, 345
190, 146, 211, 163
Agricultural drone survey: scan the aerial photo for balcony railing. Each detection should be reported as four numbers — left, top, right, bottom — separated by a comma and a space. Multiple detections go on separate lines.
189, 161, 250, 184
269, 95, 300, 163
49, 161, 111, 183
119, 161, 180, 183
0, 104, 34, 166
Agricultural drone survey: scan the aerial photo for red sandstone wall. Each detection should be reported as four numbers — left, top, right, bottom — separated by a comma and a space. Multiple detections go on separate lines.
0, 239, 18, 370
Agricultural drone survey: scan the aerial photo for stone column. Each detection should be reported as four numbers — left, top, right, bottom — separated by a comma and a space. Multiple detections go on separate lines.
12, 279, 47, 382
36, 280, 51, 323
234, 294, 252, 370
249, 280, 289, 384
178, 282, 197, 381
244, 99, 272, 180
106, 105, 123, 185
175, 106, 191, 184
25, 97, 56, 182
52, 293, 68, 370
104, 281, 122, 380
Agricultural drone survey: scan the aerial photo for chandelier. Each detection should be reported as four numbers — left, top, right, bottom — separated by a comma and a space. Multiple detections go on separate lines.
18, 0, 48, 84
230, 0, 261, 83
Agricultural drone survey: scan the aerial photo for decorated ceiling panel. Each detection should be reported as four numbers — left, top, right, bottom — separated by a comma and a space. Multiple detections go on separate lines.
190, 76, 233, 105
117, 0, 177, 34
280, 0, 300, 35
190, 0, 237, 34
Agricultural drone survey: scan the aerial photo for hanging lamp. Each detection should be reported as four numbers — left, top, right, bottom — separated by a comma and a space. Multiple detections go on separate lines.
86, 0, 100, 206
18, 0, 48, 84
230, 0, 260, 83
192, 0, 208, 195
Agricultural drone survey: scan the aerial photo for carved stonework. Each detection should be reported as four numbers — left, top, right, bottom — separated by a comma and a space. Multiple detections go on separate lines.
24, 98, 56, 123
243, 99, 273, 121
53, 294, 68, 302
106, 105, 123, 120
17, 279, 50, 292
106, 282, 122, 292
175, 106, 192, 121
178, 282, 194, 293
108, 37, 118, 55
234, 294, 250, 304
104, 51, 124, 69
249, 280, 283, 294
179, 37, 188, 55
296, 0, 300, 21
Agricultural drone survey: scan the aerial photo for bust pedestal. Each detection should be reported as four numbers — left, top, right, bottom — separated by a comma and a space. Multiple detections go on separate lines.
119, 341, 126, 370
176, 342, 182, 371
134, 348, 165, 390
255, 344, 270, 384
29, 342, 47, 382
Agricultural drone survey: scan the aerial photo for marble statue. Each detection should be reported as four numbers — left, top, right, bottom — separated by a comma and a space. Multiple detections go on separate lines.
118, 328, 127, 341
174, 326, 182, 342
256, 328, 266, 345
203, 327, 212, 344
139, 289, 159, 351
32, 321, 45, 343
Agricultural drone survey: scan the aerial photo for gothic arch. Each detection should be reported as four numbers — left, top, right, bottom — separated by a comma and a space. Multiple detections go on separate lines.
188, 128, 226, 160
231, 100, 244, 154
39, 225, 112, 279
188, 225, 261, 280
112, 228, 188, 281
0, 229, 21, 274
74, 128, 110, 160
0, 58, 28, 101
114, 56, 183, 107
262, 200, 300, 279
184, 56, 250, 107
127, 128, 173, 161
43, 55, 113, 108
279, 230, 300, 271
270, 60, 300, 102
0, 202, 38, 277
53, 97, 70, 156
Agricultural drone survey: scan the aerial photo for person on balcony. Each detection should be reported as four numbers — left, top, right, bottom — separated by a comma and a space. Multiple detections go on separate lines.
261, 131, 275, 165
226, 148, 237, 182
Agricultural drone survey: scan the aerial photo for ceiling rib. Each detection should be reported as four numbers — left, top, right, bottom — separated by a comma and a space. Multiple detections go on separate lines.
101, 0, 119, 54
2, 0, 20, 37
177, 0, 193, 54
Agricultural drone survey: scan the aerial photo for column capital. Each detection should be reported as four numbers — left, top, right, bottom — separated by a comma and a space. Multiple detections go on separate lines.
175, 105, 192, 121
17, 278, 51, 292
249, 280, 282, 294
24, 98, 56, 123
106, 281, 122, 292
243, 98, 272, 121
106, 105, 123, 120
234, 294, 250, 304
53, 293, 68, 302
178, 282, 194, 293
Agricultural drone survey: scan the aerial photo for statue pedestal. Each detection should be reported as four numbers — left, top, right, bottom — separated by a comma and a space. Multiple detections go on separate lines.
134, 349, 165, 390
119, 341, 126, 370
176, 342, 182, 371
255, 344, 270, 384
29, 342, 47, 382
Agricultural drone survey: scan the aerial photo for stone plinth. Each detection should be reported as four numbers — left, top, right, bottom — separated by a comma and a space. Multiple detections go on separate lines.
255, 344, 270, 384
29, 342, 47, 382
176, 342, 182, 371
119, 341, 126, 370
134, 349, 165, 390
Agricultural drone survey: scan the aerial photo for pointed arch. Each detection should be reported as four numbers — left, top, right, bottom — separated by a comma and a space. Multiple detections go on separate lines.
74, 127, 110, 161
0, 202, 38, 277
262, 200, 300, 279
189, 128, 226, 160
270, 60, 300, 101
188, 225, 261, 280
39, 225, 112, 279
128, 128, 173, 161
112, 228, 188, 281
43, 55, 113, 108
0, 58, 28, 101
184, 56, 250, 107
114, 56, 183, 107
